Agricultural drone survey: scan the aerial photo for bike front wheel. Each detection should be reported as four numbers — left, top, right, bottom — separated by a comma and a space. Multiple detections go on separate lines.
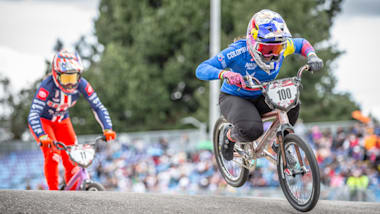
277, 134, 320, 212
85, 182, 105, 191
213, 117, 249, 187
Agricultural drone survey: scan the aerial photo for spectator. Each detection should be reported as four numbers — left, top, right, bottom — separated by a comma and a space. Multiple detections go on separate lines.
347, 169, 369, 201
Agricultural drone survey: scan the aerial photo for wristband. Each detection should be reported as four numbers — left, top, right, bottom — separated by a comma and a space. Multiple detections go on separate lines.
307, 52, 317, 58
218, 70, 226, 79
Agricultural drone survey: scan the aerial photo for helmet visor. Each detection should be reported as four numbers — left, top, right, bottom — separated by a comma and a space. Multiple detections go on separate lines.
59, 73, 79, 88
256, 42, 286, 57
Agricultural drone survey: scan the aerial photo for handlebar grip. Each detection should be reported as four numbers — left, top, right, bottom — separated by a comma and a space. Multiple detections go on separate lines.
54, 142, 67, 150
39, 142, 52, 148
95, 135, 107, 143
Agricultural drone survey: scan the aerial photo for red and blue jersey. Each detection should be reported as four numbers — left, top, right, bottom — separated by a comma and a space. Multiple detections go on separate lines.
28, 75, 112, 138
195, 38, 315, 98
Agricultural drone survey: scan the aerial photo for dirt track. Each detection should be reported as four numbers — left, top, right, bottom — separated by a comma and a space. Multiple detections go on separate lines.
0, 190, 379, 214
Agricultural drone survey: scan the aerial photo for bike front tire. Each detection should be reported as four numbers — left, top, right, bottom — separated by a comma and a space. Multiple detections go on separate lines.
85, 182, 105, 191
277, 134, 320, 212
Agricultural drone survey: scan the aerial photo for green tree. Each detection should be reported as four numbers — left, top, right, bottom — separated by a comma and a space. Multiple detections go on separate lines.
90, 0, 358, 134
0, 74, 11, 118
90, 0, 211, 132
0, 74, 11, 136
6, 0, 360, 139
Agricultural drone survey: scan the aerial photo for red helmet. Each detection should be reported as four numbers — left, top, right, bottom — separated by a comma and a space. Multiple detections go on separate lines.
52, 50, 84, 94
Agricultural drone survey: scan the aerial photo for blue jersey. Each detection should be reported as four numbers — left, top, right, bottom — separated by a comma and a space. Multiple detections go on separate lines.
195, 38, 314, 98
28, 75, 112, 138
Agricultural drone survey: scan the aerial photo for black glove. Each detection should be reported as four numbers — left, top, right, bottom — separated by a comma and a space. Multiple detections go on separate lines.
307, 54, 323, 72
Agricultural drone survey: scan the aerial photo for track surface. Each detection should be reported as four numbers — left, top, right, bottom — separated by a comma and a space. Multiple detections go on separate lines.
0, 190, 379, 214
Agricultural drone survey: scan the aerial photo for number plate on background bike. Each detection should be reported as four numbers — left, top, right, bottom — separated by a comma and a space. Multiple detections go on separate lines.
265, 78, 299, 111
69, 144, 96, 168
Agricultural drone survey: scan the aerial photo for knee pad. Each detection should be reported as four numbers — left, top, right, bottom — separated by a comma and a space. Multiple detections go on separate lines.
235, 120, 263, 142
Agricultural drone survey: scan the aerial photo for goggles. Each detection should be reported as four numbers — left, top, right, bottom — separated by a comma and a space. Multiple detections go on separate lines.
256, 42, 286, 57
59, 73, 79, 87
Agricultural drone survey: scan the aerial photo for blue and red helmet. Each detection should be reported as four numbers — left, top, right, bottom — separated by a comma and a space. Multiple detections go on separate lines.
246, 9, 292, 72
52, 50, 84, 94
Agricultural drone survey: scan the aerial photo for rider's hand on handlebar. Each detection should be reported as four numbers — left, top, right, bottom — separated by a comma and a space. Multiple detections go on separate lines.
39, 134, 53, 148
103, 129, 116, 142
307, 53, 323, 72
220, 71, 246, 88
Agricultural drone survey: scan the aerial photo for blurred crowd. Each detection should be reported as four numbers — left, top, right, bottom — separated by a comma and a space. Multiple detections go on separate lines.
305, 122, 380, 201
90, 136, 281, 196
91, 137, 234, 194
88, 121, 380, 201
1, 120, 379, 201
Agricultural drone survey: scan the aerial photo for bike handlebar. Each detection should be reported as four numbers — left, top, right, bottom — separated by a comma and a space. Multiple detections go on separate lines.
243, 64, 310, 89
55, 142, 67, 151
296, 64, 310, 80
54, 135, 107, 151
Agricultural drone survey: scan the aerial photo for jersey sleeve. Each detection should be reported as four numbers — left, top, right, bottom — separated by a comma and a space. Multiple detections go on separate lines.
27, 83, 50, 138
195, 45, 238, 80
283, 38, 316, 58
78, 78, 113, 130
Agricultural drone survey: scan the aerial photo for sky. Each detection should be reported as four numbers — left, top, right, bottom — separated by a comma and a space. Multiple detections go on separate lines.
330, 0, 380, 119
0, 0, 380, 119
0, 0, 99, 90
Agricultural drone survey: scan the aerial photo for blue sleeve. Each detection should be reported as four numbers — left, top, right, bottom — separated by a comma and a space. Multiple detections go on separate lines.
78, 78, 113, 130
292, 38, 304, 54
195, 45, 238, 80
27, 81, 51, 138
289, 38, 315, 57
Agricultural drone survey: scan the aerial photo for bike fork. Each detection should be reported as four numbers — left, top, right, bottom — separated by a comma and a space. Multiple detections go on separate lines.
64, 167, 89, 190
79, 168, 91, 190
277, 131, 305, 173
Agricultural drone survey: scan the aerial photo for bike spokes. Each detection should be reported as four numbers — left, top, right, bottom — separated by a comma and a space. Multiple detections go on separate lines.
218, 125, 243, 180
213, 118, 249, 187
277, 134, 320, 212
282, 142, 313, 205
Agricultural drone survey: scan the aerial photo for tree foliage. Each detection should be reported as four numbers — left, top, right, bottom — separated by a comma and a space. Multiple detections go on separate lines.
88, 0, 358, 133
4, 0, 360, 139
84, 0, 212, 132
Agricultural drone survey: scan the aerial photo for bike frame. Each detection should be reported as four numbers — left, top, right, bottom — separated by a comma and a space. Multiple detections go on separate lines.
64, 166, 91, 190
234, 65, 309, 171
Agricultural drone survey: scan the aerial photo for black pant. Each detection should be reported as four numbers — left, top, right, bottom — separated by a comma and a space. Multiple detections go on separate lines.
219, 92, 300, 142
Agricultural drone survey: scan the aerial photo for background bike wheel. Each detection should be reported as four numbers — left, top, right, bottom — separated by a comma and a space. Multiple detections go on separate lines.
277, 134, 320, 212
213, 117, 249, 187
85, 182, 105, 191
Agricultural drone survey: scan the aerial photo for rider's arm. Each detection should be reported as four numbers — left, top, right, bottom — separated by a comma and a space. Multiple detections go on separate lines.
78, 78, 113, 131
195, 45, 238, 81
283, 38, 316, 58
27, 80, 50, 138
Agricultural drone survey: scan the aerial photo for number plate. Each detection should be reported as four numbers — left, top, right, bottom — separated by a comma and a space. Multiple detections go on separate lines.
69, 144, 95, 168
265, 78, 299, 111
